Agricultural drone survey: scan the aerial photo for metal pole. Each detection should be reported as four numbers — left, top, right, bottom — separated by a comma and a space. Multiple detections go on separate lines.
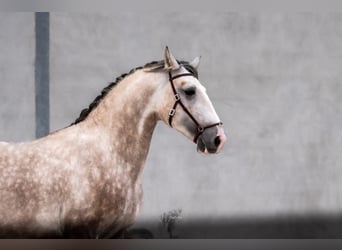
35, 12, 50, 138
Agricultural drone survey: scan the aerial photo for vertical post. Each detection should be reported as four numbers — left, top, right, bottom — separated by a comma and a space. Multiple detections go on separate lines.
35, 12, 50, 138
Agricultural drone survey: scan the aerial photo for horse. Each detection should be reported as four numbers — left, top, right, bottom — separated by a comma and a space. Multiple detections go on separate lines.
0, 47, 226, 238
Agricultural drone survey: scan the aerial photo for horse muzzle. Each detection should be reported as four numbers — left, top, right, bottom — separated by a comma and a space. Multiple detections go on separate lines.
196, 125, 226, 154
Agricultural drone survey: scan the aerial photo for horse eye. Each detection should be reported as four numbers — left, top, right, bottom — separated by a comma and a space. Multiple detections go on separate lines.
184, 87, 196, 96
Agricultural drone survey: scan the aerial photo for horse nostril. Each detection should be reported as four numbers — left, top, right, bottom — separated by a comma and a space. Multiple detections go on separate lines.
214, 136, 221, 147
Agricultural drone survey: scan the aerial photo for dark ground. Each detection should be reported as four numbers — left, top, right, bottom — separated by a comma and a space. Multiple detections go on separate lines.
128, 214, 342, 239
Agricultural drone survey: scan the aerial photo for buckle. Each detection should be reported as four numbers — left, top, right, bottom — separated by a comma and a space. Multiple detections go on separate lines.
169, 109, 176, 116
174, 93, 180, 101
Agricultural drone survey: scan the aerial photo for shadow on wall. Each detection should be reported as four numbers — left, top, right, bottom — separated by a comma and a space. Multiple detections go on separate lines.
127, 213, 342, 239
0, 213, 341, 238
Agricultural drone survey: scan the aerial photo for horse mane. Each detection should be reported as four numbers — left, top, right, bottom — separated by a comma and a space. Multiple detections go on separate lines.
71, 60, 198, 125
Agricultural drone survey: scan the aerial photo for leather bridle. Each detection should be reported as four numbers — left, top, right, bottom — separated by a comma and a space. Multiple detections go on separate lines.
168, 71, 223, 143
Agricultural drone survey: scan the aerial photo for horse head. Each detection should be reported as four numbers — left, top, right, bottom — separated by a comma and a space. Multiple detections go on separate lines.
151, 47, 227, 154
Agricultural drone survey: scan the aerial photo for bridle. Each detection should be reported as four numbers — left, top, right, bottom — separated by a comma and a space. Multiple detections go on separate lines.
168, 71, 223, 143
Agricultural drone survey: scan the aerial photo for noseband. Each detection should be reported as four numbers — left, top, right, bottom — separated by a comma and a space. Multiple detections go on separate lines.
168, 71, 223, 143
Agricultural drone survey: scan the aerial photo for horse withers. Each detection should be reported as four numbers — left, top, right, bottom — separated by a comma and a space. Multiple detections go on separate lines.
0, 47, 226, 238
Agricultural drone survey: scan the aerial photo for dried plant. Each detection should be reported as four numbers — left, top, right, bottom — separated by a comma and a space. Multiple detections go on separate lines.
160, 209, 182, 238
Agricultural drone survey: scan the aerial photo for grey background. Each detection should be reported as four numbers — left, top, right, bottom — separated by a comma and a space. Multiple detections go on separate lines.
0, 13, 35, 141
1, 13, 342, 232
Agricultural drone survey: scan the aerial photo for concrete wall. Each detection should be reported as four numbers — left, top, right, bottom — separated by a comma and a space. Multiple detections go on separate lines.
0, 13, 35, 141
1, 13, 342, 232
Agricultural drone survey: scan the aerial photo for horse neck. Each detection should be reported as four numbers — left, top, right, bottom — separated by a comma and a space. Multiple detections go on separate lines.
80, 70, 160, 181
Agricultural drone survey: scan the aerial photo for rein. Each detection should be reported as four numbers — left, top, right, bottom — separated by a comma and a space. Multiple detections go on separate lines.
168, 71, 223, 143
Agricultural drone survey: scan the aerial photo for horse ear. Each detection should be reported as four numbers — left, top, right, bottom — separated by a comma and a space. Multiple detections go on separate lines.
190, 56, 201, 69
164, 46, 180, 71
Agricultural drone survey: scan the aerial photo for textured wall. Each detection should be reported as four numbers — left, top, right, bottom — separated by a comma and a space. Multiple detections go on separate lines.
1, 13, 342, 233
0, 13, 35, 141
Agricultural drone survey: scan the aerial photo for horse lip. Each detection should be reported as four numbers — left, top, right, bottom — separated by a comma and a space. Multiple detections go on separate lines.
197, 136, 206, 153
196, 136, 217, 154
207, 147, 218, 154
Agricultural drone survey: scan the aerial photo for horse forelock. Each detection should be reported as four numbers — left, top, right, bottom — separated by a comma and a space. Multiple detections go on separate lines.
71, 59, 198, 126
